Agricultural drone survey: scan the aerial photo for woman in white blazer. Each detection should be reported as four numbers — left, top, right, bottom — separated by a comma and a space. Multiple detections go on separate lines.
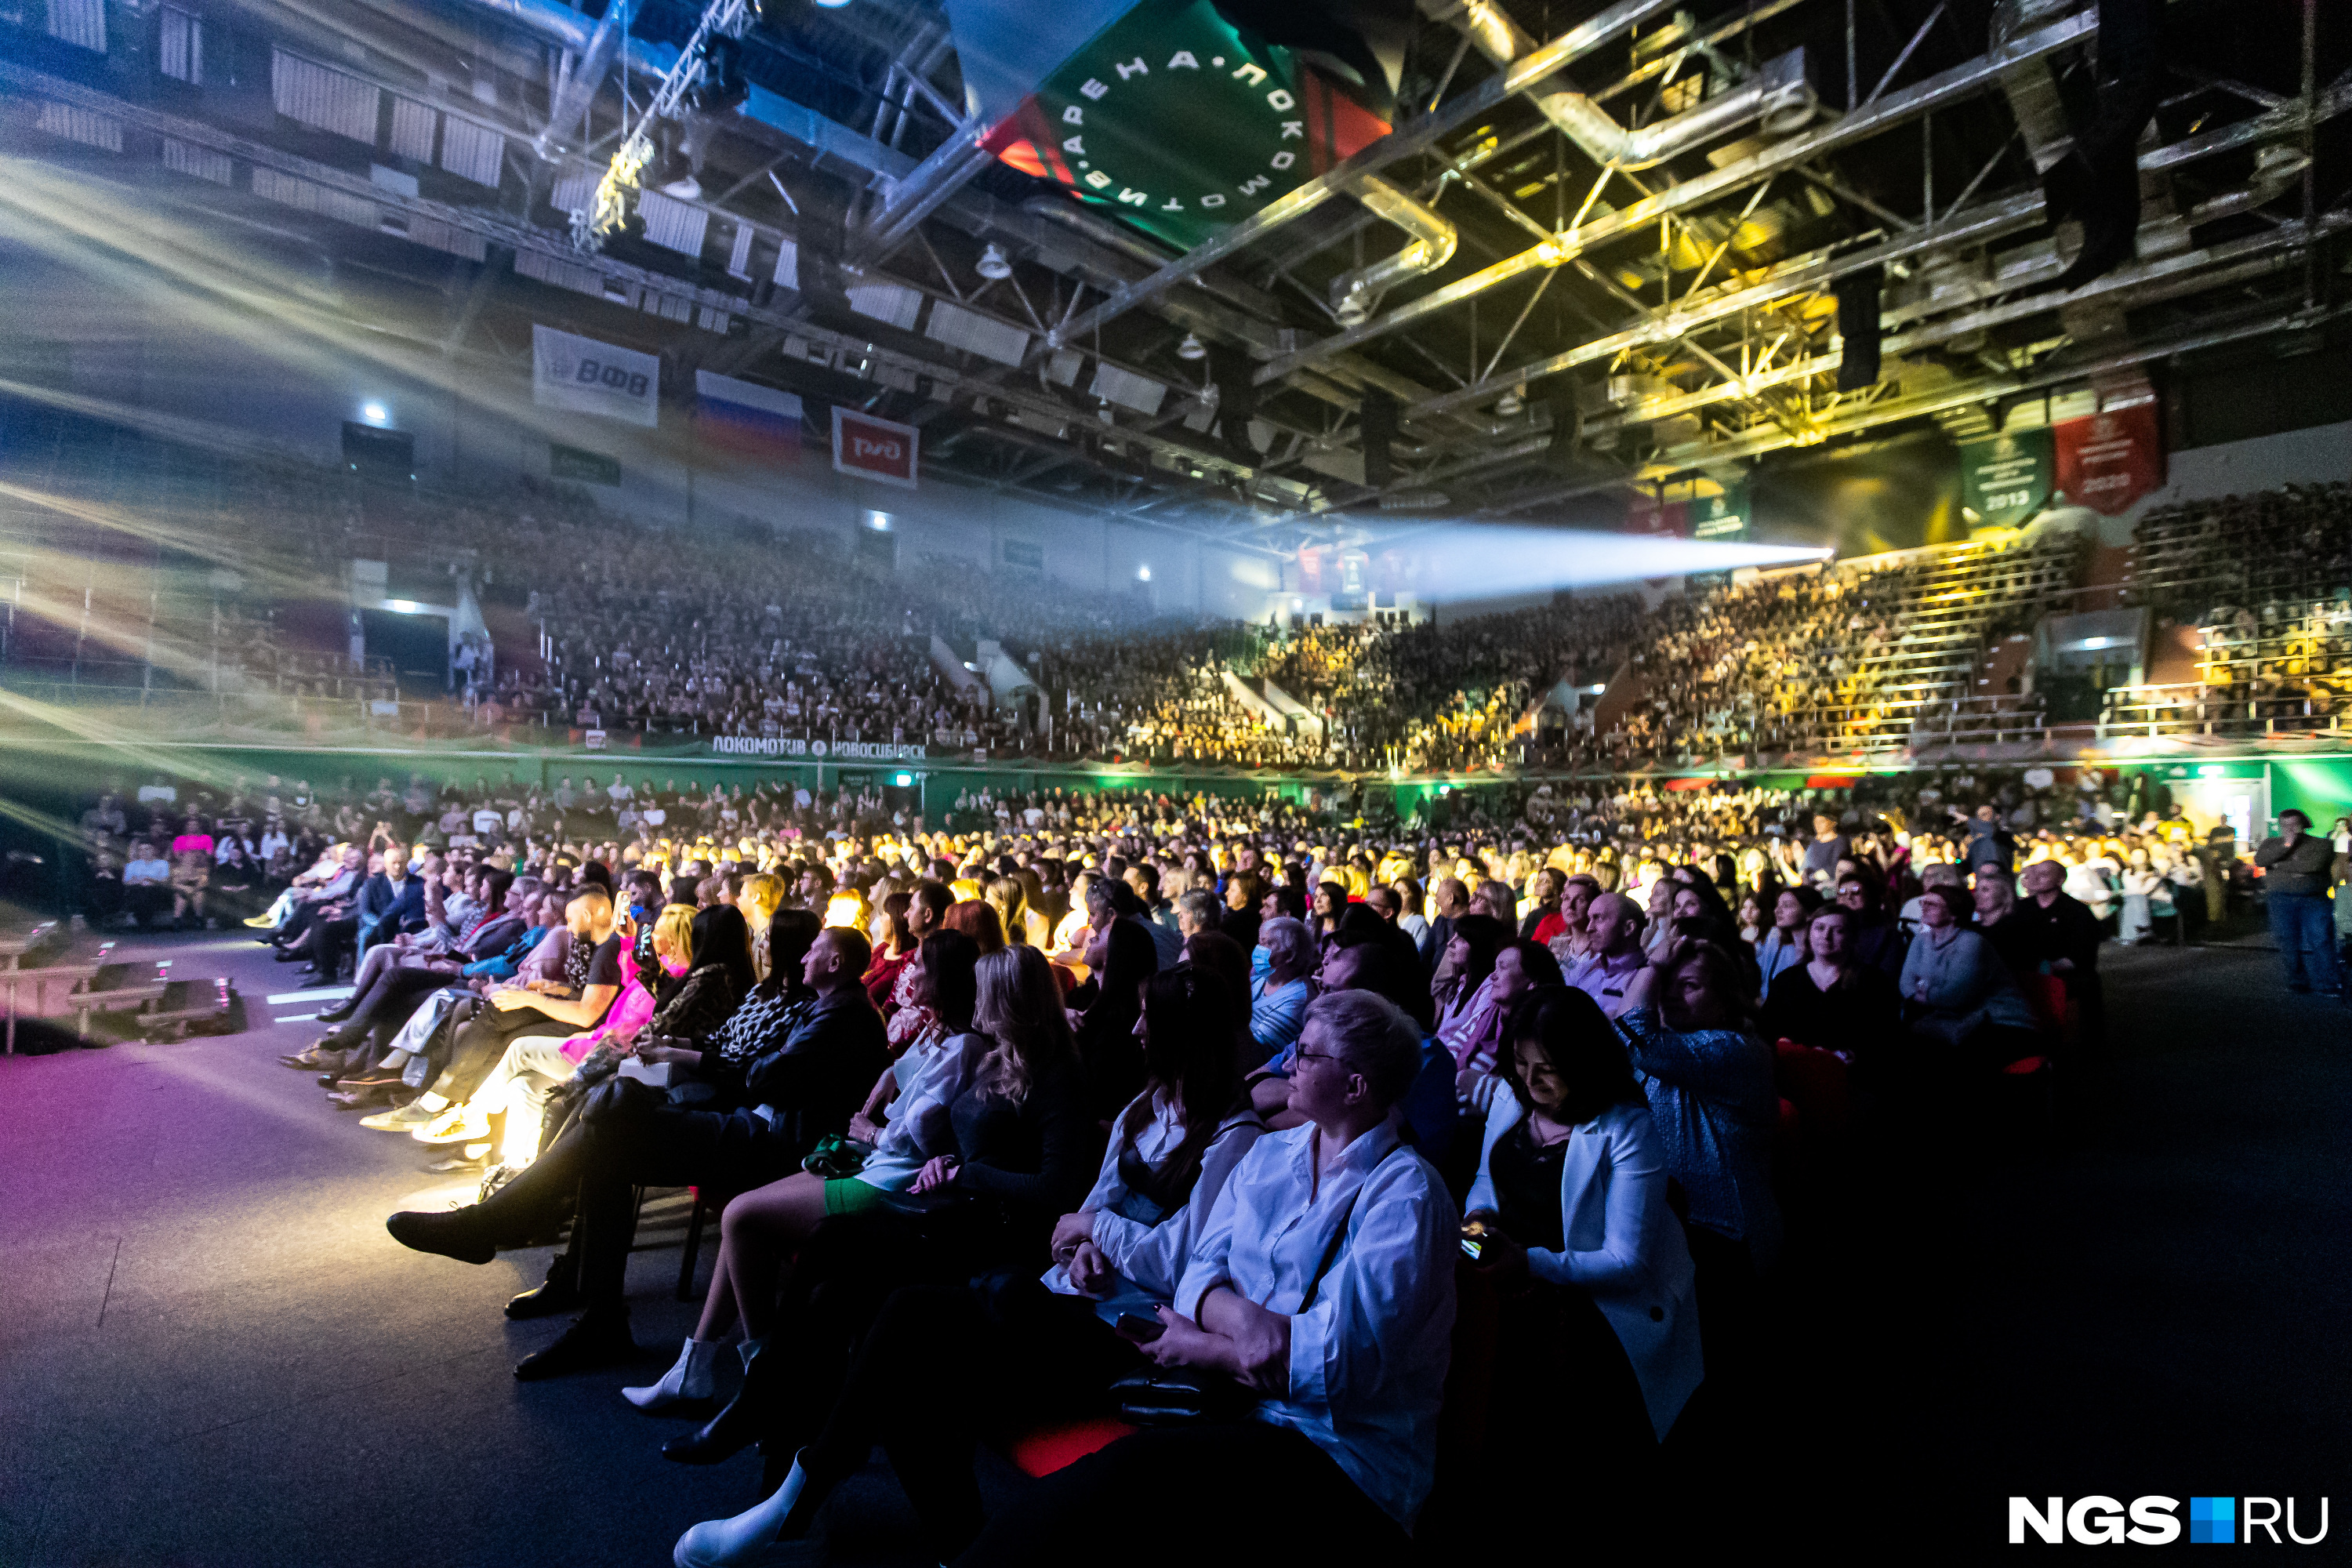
1464, 984, 1704, 1483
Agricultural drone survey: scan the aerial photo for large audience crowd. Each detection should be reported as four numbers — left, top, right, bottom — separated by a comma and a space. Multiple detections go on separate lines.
40, 742, 2352, 1561
13, 432, 2136, 774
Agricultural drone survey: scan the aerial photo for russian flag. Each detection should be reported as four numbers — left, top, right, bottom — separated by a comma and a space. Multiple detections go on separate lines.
695, 371, 804, 462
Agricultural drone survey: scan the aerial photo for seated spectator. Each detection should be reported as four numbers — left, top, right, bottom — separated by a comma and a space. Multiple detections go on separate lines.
1075, 915, 1159, 1119
2016, 859, 2107, 1049
1463, 985, 1701, 1524
1563, 892, 1648, 1017
670, 964, 1261, 1564
1831, 869, 1906, 978
626, 925, 982, 1413
1898, 887, 2042, 1070
661, 945, 1092, 1471
1246, 916, 1315, 1067
1755, 885, 1821, 998
383, 924, 887, 1378
940, 989, 1457, 1567
120, 841, 172, 928
1759, 904, 1900, 1061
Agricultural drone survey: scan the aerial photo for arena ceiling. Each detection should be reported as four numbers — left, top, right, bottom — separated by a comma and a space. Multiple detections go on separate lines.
2, 0, 2347, 558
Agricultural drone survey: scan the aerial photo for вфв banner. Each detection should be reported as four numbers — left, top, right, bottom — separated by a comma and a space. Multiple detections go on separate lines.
2054, 402, 2165, 515
532, 325, 659, 428
833, 408, 919, 490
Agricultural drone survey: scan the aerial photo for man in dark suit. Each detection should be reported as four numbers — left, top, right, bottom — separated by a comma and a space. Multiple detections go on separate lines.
2018, 859, 2106, 1051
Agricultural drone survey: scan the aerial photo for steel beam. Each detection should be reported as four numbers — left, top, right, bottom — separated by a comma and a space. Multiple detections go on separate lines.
1250, 9, 2099, 387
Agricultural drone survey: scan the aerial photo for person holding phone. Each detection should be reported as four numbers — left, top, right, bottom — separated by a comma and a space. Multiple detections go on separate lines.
1460, 985, 1701, 1539
669, 964, 1263, 1566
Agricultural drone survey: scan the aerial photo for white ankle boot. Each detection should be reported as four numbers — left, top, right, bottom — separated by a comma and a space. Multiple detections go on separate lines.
673, 1457, 810, 1568
624, 1338, 722, 1410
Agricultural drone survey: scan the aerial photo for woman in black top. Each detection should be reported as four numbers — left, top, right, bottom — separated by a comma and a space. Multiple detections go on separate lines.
1074, 917, 1159, 1122
1759, 905, 1901, 1060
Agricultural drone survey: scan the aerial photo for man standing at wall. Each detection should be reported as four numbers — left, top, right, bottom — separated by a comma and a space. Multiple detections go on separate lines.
2253, 809, 2345, 1000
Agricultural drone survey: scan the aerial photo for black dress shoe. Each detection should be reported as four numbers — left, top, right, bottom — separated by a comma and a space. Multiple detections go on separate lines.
514, 1308, 642, 1381
663, 1390, 761, 1465
505, 1278, 585, 1320
274, 949, 307, 963
386, 1208, 496, 1265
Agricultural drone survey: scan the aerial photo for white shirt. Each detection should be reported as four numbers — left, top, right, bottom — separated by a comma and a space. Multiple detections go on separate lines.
855, 1031, 988, 1192
1174, 1119, 1457, 1526
1045, 1097, 1263, 1304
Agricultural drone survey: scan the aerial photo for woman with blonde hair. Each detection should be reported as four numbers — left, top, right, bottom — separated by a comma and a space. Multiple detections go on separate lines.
734, 873, 786, 978
985, 875, 1029, 947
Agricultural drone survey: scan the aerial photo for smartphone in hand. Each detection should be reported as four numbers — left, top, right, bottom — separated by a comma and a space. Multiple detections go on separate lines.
1114, 1312, 1167, 1343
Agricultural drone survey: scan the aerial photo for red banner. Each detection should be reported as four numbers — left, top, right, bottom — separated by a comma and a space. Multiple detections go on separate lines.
1626, 494, 1692, 538
832, 409, 919, 490
2054, 401, 2165, 514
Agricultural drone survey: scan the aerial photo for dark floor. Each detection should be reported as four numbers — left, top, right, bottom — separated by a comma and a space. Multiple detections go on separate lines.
0, 928, 2345, 1566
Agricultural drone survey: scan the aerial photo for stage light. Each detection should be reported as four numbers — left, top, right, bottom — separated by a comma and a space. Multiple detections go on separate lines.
976, 242, 1012, 279
863, 509, 893, 531
1177, 332, 1207, 361
361, 402, 388, 424
1137, 565, 1152, 581
893, 772, 913, 787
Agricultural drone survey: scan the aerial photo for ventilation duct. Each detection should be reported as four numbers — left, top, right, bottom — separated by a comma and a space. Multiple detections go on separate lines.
1532, 46, 1819, 171
1991, 0, 2078, 173
1330, 175, 1459, 325
1421, 0, 1813, 172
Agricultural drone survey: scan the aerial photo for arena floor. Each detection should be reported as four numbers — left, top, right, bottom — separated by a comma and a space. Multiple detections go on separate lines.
0, 930, 2343, 1566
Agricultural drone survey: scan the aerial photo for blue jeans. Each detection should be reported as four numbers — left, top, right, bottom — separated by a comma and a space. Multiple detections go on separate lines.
2267, 893, 2343, 993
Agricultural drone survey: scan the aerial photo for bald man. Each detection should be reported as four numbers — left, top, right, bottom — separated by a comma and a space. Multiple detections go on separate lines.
1562, 891, 1649, 1018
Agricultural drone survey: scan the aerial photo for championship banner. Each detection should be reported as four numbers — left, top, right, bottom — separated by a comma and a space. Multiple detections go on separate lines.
832, 408, 919, 490
2054, 402, 2165, 515
532, 325, 659, 428
1960, 427, 2054, 527
1693, 479, 1751, 540
952, 0, 1390, 252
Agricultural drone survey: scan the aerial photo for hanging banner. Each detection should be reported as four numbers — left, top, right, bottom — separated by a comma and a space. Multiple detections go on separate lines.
2054, 401, 2165, 515
1959, 427, 2054, 527
832, 408, 919, 490
956, 0, 1389, 252
1692, 478, 1751, 540
532, 325, 659, 427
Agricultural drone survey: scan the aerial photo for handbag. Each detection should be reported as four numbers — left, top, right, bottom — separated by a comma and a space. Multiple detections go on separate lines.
802, 1134, 873, 1178
1109, 1143, 1396, 1427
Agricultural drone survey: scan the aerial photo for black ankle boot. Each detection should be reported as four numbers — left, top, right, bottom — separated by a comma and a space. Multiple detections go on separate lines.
662, 1388, 762, 1465
514, 1305, 641, 1381
506, 1254, 583, 1319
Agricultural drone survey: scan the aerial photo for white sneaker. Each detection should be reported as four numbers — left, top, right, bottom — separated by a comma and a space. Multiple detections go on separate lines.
625, 1338, 722, 1410
359, 1101, 435, 1132
413, 1106, 490, 1145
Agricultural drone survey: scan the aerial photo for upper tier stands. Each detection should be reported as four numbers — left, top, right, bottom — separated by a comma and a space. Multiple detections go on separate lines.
5, 404, 2350, 767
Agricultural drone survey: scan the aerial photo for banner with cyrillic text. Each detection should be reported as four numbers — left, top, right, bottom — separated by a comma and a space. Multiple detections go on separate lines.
533, 325, 659, 427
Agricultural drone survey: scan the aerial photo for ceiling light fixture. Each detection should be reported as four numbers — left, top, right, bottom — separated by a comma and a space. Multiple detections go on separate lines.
1176, 332, 1207, 361
975, 242, 1012, 280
